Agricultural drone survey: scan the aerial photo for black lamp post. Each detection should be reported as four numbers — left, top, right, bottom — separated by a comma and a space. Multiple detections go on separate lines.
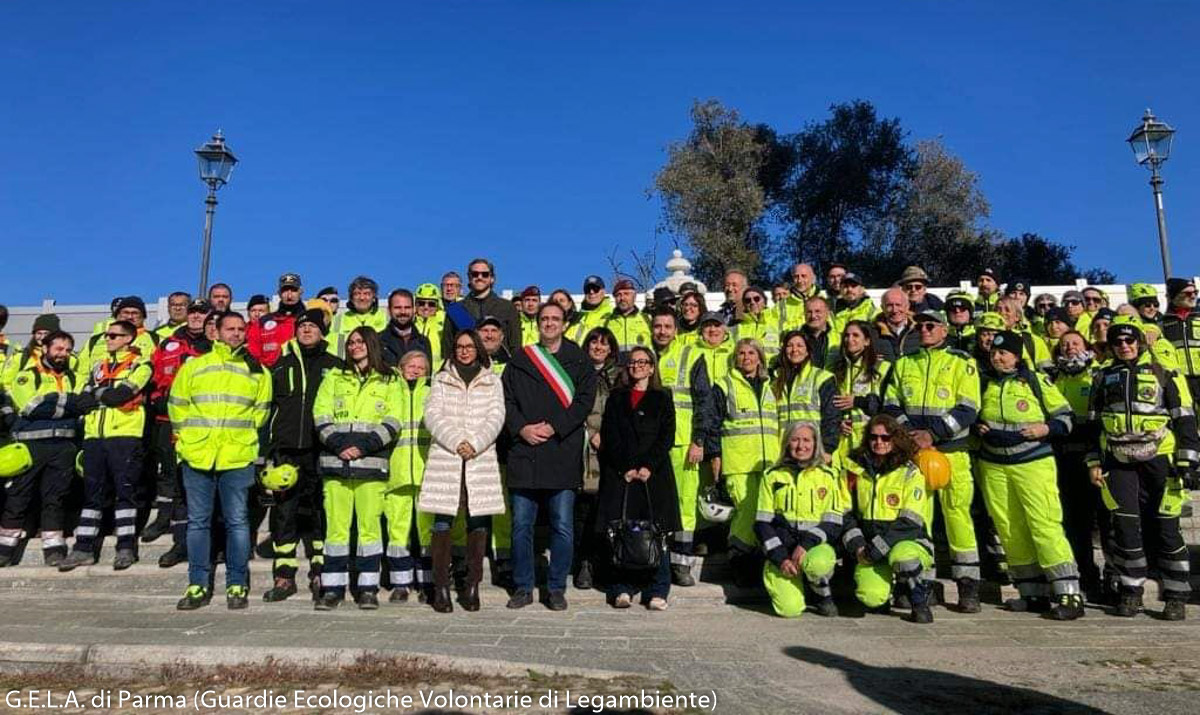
1127, 109, 1175, 282
194, 130, 238, 297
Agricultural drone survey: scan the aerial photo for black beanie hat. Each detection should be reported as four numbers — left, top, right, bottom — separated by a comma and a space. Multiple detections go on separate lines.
32, 314, 61, 333
990, 330, 1025, 360
247, 294, 270, 310
295, 308, 329, 335
1167, 278, 1194, 301
116, 296, 147, 316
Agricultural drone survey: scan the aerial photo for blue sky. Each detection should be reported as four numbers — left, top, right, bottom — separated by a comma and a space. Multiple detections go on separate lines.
1, 2, 1197, 304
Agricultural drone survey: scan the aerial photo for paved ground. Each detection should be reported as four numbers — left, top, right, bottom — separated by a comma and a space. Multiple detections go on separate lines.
1, 539, 1199, 714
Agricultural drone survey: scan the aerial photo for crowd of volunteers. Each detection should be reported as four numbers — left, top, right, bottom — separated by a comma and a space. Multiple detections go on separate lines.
0, 258, 1197, 625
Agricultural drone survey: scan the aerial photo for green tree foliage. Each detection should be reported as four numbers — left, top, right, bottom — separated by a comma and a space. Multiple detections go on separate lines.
653, 99, 1117, 288
653, 100, 771, 286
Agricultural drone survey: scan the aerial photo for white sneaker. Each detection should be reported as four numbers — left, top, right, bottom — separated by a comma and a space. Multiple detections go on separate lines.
648, 597, 668, 611
614, 593, 632, 609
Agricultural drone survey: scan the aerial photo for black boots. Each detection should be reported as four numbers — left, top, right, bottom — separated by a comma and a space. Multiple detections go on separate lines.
957, 578, 981, 613
431, 531, 454, 613
908, 581, 934, 624
462, 529, 487, 612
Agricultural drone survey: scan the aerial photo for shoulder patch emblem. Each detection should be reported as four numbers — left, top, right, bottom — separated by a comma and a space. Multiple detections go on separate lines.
1015, 399, 1029, 412
265, 320, 277, 330
817, 486, 828, 500
936, 387, 951, 400
886, 493, 900, 507
16, 375, 28, 386
166, 342, 180, 352
1138, 384, 1157, 402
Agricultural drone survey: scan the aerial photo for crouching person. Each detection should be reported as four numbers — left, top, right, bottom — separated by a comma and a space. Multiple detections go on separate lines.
755, 422, 847, 618
841, 415, 936, 624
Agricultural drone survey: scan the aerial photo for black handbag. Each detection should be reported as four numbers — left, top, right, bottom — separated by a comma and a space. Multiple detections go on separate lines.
606, 480, 664, 571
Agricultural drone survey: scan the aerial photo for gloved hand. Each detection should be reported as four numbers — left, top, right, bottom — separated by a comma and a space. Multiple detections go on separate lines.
1181, 467, 1200, 491
74, 392, 98, 414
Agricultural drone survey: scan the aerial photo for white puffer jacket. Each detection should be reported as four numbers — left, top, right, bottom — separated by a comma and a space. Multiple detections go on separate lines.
418, 364, 507, 516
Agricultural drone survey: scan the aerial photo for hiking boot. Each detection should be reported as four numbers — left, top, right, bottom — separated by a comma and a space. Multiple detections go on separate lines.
432, 586, 453, 613
1006, 596, 1051, 613
262, 578, 297, 602
357, 591, 379, 610
176, 585, 211, 611
909, 603, 934, 624
506, 590, 533, 610
909, 581, 934, 623
957, 578, 981, 613
573, 559, 594, 590
892, 584, 912, 610
158, 547, 186, 568
1113, 591, 1142, 618
113, 549, 137, 571
811, 597, 838, 617
1048, 593, 1085, 621
1162, 599, 1187, 622
141, 512, 171, 543
226, 585, 248, 610
43, 551, 65, 568
57, 550, 93, 573
671, 564, 696, 587
314, 592, 342, 611
389, 587, 409, 604
547, 590, 568, 611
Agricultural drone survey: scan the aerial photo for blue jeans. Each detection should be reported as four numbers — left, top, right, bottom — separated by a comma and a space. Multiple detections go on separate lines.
183, 464, 254, 590
511, 488, 575, 593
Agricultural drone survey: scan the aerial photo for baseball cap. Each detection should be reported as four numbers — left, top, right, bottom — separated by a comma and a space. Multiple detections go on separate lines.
841, 272, 863, 286
1004, 280, 1030, 295
186, 299, 211, 314
613, 278, 636, 292
913, 309, 946, 325
699, 311, 726, 327
477, 315, 503, 330
520, 285, 541, 299
278, 272, 302, 290
583, 275, 605, 291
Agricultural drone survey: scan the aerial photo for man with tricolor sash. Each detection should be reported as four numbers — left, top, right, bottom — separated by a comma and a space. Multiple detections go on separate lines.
502, 301, 597, 612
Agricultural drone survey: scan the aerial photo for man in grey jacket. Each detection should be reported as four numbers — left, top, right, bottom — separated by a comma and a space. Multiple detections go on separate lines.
442, 258, 522, 356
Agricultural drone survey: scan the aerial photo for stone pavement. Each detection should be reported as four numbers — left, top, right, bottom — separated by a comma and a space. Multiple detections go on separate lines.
1, 544, 1199, 714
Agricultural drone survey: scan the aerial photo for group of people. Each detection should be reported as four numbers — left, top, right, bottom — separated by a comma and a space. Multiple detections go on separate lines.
0, 258, 1197, 626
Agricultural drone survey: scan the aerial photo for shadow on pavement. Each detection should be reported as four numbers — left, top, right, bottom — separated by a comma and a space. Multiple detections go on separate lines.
784, 646, 1107, 715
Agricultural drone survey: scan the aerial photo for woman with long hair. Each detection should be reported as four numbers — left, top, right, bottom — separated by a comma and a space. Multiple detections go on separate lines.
773, 330, 839, 455
831, 320, 885, 460
755, 422, 847, 618
312, 326, 402, 611
419, 329, 506, 613
841, 414, 935, 623
596, 346, 679, 610
677, 291, 708, 336
575, 326, 621, 590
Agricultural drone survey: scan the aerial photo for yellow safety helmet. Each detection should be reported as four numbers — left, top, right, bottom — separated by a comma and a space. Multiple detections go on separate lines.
0, 443, 33, 479
974, 313, 1006, 332
415, 283, 441, 301
259, 461, 299, 492
1128, 283, 1158, 304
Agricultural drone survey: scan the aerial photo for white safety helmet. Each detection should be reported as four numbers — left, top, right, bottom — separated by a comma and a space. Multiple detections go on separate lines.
698, 483, 734, 523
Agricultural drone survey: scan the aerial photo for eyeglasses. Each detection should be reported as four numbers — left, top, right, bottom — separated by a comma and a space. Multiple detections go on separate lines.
104, 332, 130, 339
469, 270, 491, 278
416, 300, 437, 308
1063, 299, 1082, 306
868, 433, 893, 443
1084, 296, 1103, 305
1181, 290, 1198, 298
628, 359, 652, 367
1112, 336, 1138, 346
902, 283, 924, 291
916, 322, 941, 331
455, 344, 476, 351
346, 339, 366, 347
743, 295, 764, 305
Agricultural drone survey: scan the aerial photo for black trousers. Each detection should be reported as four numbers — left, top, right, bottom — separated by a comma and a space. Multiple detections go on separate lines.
0, 440, 76, 558
267, 449, 325, 580
75, 438, 144, 554
1103, 454, 1190, 600
1055, 448, 1104, 587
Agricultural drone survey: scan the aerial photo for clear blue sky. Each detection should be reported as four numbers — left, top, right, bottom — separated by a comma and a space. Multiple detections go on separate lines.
2, 2, 1197, 305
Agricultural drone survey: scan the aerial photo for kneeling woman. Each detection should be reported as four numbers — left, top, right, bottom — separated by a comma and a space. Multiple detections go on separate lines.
841, 415, 935, 623
755, 422, 848, 618
419, 329, 506, 613
312, 327, 402, 611
597, 346, 680, 610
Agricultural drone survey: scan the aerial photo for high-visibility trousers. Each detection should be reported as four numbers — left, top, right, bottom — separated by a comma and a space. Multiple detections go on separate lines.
669, 444, 701, 566
920, 450, 979, 581
762, 542, 837, 618
854, 540, 933, 608
383, 485, 434, 589
979, 456, 1080, 598
725, 472, 761, 553
322, 478, 385, 595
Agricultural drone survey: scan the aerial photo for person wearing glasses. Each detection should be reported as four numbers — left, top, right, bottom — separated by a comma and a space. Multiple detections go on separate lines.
155, 291, 192, 341
311, 327, 401, 611
443, 258, 521, 357
329, 276, 388, 358
1030, 293, 1058, 337
316, 286, 340, 314
677, 291, 708, 337
882, 308, 982, 613
974, 269, 1001, 313
570, 275, 614, 345
60, 320, 154, 572
246, 273, 307, 369
1163, 278, 1200, 401
440, 271, 463, 304
841, 414, 936, 624
1081, 286, 1109, 318
869, 287, 919, 363
709, 338, 780, 586
973, 331, 1082, 620
1125, 283, 1161, 327
1059, 290, 1092, 341
732, 286, 780, 362
420, 329, 506, 613
413, 283, 446, 369
897, 266, 943, 314
1087, 316, 1200, 620
380, 288, 432, 368
596, 346, 679, 611
603, 279, 652, 355
943, 291, 976, 352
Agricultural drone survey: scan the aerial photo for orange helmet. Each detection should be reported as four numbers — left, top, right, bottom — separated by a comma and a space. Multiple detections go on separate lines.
915, 448, 951, 491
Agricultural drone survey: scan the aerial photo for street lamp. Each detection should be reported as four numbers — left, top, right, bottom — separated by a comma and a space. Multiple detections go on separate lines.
194, 130, 238, 297
1127, 108, 1175, 282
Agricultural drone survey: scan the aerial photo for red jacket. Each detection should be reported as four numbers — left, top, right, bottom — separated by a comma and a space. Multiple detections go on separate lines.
149, 329, 210, 420
247, 307, 303, 368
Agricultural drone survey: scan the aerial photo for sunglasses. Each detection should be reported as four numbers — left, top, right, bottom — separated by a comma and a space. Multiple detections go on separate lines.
948, 304, 970, 311
1084, 296, 1102, 304
744, 295, 764, 305
469, 271, 491, 278
916, 322, 941, 331
416, 300, 438, 307
585, 286, 602, 293
1063, 299, 1082, 306
104, 332, 130, 339
1181, 290, 1198, 298
1036, 302, 1054, 309
902, 283, 924, 290
1112, 336, 1138, 346
868, 433, 893, 443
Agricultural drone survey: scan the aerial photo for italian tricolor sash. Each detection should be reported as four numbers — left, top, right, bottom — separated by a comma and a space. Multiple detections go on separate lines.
525, 344, 575, 409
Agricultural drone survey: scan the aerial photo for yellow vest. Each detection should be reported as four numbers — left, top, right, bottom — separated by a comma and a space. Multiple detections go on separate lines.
720, 370, 780, 474
387, 377, 431, 489
83, 348, 153, 439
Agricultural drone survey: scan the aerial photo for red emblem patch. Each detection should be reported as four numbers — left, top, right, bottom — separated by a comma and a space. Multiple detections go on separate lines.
886, 493, 900, 507
1015, 399, 1029, 412
817, 487, 828, 500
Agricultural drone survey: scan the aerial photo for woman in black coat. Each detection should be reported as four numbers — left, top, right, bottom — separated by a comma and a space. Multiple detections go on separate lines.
597, 346, 680, 611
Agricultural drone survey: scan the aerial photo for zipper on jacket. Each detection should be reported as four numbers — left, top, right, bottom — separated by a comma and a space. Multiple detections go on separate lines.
1124, 365, 1133, 433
